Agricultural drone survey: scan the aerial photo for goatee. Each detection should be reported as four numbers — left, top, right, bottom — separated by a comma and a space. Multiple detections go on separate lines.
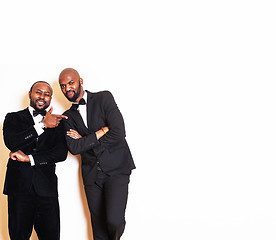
30, 99, 48, 112
66, 82, 81, 102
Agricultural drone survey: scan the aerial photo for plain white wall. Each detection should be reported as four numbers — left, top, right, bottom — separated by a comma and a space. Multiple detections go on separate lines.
1, 1, 276, 240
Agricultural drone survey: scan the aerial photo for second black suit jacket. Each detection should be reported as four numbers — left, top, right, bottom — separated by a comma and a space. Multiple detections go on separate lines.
3, 108, 68, 197
63, 91, 135, 185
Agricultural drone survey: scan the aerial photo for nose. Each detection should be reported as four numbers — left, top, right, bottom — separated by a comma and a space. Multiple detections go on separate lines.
65, 84, 71, 92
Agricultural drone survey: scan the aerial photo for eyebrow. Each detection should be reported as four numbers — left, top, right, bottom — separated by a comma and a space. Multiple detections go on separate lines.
36, 88, 51, 94
60, 79, 74, 85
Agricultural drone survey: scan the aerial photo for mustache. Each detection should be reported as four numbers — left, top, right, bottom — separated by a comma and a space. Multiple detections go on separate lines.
66, 90, 75, 95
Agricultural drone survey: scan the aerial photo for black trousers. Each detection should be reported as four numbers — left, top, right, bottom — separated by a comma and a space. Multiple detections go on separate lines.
8, 187, 60, 240
85, 171, 130, 240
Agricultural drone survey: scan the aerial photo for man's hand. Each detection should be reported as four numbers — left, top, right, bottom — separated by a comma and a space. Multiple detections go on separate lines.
42, 107, 68, 128
10, 150, 30, 162
67, 129, 82, 139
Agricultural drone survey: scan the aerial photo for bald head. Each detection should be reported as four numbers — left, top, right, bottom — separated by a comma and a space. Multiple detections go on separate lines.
58, 68, 84, 102
59, 68, 80, 81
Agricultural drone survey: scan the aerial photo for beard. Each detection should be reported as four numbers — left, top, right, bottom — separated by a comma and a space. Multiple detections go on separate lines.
30, 98, 49, 112
65, 82, 81, 102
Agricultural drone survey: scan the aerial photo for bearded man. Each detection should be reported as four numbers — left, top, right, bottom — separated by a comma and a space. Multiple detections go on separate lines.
3, 81, 68, 240
59, 68, 135, 240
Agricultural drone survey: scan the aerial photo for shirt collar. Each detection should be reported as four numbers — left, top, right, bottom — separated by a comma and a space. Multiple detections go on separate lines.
82, 90, 88, 103
28, 106, 50, 117
73, 90, 87, 104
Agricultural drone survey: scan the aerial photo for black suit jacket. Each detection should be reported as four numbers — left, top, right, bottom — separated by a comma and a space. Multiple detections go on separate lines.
63, 91, 135, 185
3, 108, 68, 197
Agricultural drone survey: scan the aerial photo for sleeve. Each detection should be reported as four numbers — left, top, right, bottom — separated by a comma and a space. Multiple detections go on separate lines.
62, 91, 126, 156
29, 155, 35, 166
3, 112, 38, 152
62, 113, 100, 155
31, 122, 68, 166
93, 91, 126, 155
100, 91, 126, 144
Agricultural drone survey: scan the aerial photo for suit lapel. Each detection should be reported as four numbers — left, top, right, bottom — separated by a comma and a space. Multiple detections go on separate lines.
22, 108, 35, 126
69, 104, 90, 136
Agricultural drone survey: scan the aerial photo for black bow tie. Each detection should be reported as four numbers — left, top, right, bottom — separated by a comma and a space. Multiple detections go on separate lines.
71, 98, 86, 111
33, 110, 46, 117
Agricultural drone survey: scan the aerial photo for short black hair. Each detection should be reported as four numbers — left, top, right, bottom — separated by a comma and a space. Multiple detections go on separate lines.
30, 81, 53, 94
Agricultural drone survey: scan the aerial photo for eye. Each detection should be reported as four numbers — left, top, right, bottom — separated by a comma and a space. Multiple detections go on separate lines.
69, 81, 74, 85
60, 85, 65, 89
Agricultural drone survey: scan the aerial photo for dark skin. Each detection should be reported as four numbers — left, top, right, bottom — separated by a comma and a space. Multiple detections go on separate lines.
10, 82, 67, 163
59, 68, 109, 140
59, 68, 84, 103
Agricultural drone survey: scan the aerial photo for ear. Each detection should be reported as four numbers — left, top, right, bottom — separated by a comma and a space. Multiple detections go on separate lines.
28, 91, 31, 99
80, 78, 84, 85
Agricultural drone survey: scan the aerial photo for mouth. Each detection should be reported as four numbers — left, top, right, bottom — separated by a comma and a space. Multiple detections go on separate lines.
36, 99, 46, 108
66, 90, 75, 98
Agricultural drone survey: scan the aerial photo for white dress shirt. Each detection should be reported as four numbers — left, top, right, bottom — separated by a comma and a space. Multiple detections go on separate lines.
73, 91, 88, 128
28, 106, 48, 166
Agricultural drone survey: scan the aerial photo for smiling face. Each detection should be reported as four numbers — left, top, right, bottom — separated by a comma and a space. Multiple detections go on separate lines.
59, 68, 84, 102
29, 82, 52, 112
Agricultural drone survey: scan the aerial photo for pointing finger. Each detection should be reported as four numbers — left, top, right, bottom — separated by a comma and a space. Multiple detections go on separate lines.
60, 115, 68, 119
53, 114, 68, 120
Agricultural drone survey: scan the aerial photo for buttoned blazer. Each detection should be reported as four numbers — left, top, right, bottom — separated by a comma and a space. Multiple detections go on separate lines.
3, 108, 68, 196
63, 91, 135, 185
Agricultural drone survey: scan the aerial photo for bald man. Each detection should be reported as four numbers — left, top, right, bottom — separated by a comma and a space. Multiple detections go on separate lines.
3, 81, 68, 240
59, 68, 135, 240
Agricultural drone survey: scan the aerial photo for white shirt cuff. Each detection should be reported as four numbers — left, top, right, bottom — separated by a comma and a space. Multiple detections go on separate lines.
29, 155, 35, 166
34, 122, 45, 136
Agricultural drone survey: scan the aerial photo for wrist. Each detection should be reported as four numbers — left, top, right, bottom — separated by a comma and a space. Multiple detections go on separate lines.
101, 127, 107, 134
96, 130, 101, 140
26, 155, 31, 163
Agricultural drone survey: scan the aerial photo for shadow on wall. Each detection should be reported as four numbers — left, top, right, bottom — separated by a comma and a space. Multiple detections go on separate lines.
51, 81, 72, 112
0, 89, 29, 239
0, 81, 93, 240
76, 155, 94, 240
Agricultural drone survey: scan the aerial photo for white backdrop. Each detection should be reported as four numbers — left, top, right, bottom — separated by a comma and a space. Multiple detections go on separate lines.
1, 1, 276, 240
